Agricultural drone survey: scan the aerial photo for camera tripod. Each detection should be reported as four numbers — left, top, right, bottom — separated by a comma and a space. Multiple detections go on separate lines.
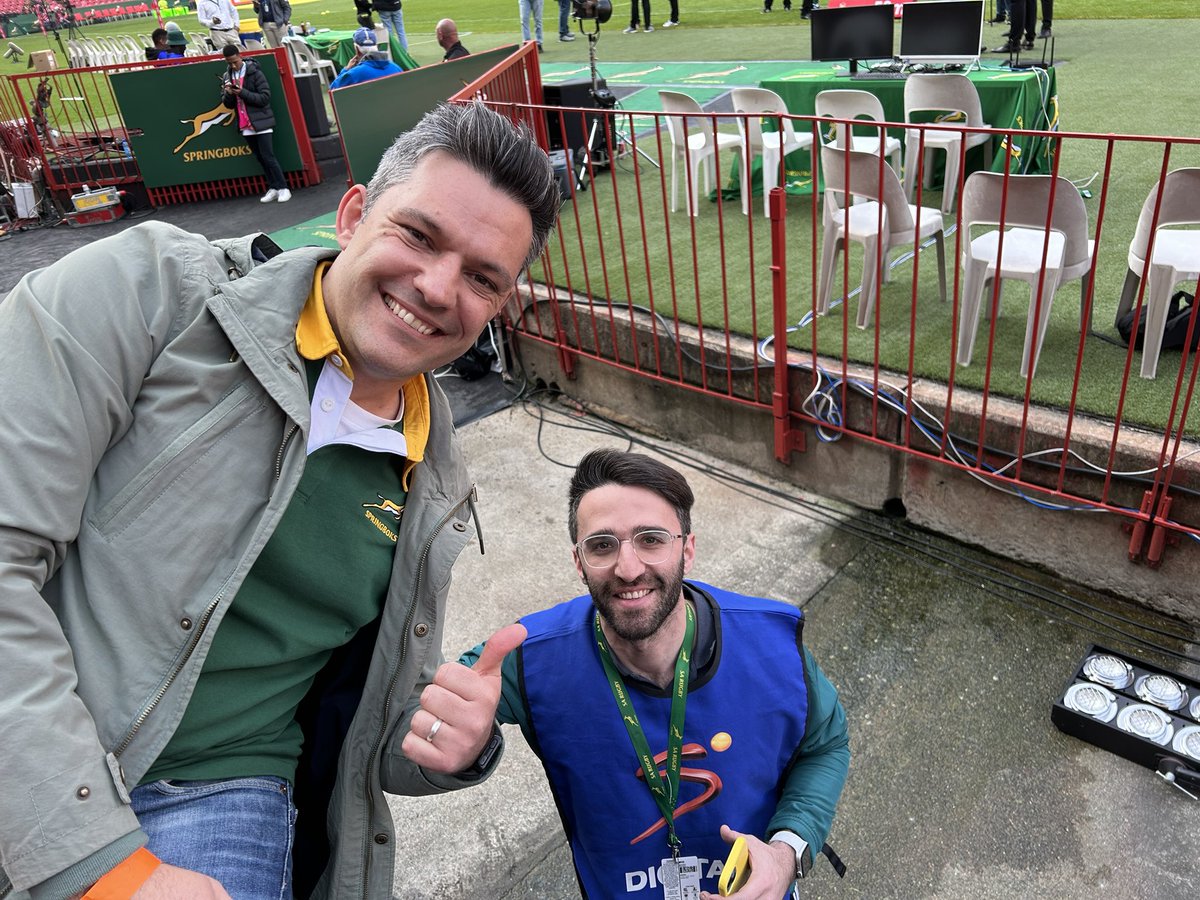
572, 17, 658, 192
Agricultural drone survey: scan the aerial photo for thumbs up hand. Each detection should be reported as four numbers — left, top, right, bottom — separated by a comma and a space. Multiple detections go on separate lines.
401, 623, 527, 774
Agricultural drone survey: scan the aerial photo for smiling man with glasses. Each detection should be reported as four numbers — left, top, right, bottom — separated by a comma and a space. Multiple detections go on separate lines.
459, 448, 850, 899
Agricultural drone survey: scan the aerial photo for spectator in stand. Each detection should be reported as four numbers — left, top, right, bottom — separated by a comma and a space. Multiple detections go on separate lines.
162, 28, 188, 58
436, 18, 470, 61
623, 0, 652, 33
372, 0, 406, 50
220, 44, 291, 203
329, 26, 402, 87
253, 0, 291, 49
557, 0, 576, 42
197, 0, 240, 49
519, 0, 545, 52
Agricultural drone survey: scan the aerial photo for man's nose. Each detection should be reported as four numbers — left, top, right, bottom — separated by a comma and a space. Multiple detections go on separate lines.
613, 540, 646, 580
414, 255, 460, 307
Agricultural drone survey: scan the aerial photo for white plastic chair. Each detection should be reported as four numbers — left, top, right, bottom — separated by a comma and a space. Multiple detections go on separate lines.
818, 144, 947, 329
1113, 168, 1200, 379
283, 36, 337, 89
658, 90, 745, 217
903, 74, 993, 214
815, 89, 903, 178
730, 87, 813, 217
956, 172, 1095, 379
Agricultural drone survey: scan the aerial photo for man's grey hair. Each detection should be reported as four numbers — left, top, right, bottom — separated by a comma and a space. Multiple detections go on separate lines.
364, 101, 561, 269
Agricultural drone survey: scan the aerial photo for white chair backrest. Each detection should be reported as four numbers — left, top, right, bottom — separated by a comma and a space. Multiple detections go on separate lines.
1129, 167, 1200, 258
281, 36, 307, 74
730, 86, 796, 151
659, 90, 706, 151
815, 89, 890, 147
821, 145, 914, 232
961, 172, 1091, 269
904, 73, 984, 128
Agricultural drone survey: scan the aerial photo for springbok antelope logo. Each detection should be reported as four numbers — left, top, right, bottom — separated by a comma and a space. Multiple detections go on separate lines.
173, 102, 235, 154
363, 495, 406, 521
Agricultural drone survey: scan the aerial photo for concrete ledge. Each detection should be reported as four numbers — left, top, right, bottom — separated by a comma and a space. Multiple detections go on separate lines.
510, 293, 1200, 623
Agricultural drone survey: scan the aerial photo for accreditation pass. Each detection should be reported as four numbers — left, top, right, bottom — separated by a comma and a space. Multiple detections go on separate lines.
660, 855, 702, 900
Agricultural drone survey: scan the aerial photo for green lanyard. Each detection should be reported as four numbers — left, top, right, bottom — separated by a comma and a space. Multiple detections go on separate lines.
594, 603, 696, 857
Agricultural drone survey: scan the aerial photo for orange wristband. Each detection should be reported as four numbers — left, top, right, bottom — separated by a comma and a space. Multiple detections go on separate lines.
82, 847, 161, 900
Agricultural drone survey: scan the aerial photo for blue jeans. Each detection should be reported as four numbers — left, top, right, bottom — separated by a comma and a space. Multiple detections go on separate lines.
376, 8, 407, 50
519, 0, 544, 43
132, 777, 296, 900
558, 0, 571, 35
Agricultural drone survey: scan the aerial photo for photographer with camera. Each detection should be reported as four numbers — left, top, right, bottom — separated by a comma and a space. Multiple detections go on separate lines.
220, 43, 290, 203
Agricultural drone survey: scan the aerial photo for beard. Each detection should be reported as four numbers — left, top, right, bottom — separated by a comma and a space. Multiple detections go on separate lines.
585, 556, 687, 643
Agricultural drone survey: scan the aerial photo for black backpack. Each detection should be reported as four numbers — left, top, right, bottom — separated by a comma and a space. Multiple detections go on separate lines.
1117, 290, 1200, 351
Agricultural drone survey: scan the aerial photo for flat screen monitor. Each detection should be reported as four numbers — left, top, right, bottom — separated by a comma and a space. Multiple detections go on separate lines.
810, 5, 895, 75
899, 0, 985, 65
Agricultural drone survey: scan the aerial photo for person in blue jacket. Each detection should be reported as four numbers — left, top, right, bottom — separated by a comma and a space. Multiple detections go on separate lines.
460, 448, 850, 899
330, 27, 402, 89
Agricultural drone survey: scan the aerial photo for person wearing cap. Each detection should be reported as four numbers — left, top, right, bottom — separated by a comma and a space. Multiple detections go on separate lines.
436, 18, 470, 61
220, 43, 291, 203
329, 26, 402, 88
252, 0, 291, 50
197, 0, 241, 50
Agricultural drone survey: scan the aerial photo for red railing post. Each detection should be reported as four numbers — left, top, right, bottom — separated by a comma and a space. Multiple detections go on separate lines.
770, 185, 804, 462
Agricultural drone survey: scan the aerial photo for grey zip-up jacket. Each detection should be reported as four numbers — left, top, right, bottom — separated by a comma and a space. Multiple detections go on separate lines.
0, 222, 495, 898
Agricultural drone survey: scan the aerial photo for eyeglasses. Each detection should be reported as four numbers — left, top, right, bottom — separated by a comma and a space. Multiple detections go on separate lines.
576, 529, 684, 569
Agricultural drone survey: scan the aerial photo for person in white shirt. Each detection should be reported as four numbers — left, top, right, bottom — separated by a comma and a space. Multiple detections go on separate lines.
198, 0, 242, 50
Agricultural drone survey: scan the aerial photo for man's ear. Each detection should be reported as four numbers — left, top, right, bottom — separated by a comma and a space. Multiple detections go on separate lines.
334, 184, 369, 250
681, 533, 696, 577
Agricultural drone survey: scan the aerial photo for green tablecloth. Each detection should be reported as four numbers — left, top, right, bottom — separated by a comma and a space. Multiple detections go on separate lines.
747, 62, 1059, 197
303, 30, 417, 72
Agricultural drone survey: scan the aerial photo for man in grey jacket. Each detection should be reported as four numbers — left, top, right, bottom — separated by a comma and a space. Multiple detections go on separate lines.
252, 0, 291, 49
0, 101, 559, 900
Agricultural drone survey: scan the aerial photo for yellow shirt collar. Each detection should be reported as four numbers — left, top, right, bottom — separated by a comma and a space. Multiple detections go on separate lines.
296, 262, 431, 472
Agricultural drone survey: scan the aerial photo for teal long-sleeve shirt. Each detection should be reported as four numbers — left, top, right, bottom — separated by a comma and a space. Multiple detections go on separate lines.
460, 584, 850, 862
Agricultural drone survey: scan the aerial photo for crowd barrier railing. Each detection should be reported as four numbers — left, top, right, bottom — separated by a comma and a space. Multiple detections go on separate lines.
445, 52, 1200, 560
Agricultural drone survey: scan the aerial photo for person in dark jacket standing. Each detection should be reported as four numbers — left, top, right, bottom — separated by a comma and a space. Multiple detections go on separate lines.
372, 0, 406, 50
221, 44, 290, 202
252, 0, 291, 49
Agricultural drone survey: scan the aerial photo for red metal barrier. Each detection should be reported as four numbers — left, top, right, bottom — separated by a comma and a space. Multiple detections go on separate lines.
403, 51, 1200, 561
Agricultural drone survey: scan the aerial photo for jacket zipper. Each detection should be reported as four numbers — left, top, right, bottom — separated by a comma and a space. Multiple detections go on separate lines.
359, 488, 476, 900
111, 595, 222, 760
115, 421, 297, 761
275, 423, 298, 480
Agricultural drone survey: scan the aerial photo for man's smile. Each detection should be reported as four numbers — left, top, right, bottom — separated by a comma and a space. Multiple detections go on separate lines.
383, 295, 437, 335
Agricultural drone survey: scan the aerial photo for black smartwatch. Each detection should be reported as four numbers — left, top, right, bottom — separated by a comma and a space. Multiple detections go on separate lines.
461, 724, 503, 777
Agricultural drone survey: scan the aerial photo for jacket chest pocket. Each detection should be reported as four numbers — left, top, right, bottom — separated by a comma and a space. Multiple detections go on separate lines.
89, 383, 269, 539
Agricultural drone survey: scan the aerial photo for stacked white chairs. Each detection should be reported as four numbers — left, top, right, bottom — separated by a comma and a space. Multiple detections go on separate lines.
1113, 168, 1200, 379
730, 87, 813, 217
658, 90, 746, 217
283, 36, 336, 89
818, 144, 947, 329
955, 172, 1095, 379
903, 73, 993, 215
